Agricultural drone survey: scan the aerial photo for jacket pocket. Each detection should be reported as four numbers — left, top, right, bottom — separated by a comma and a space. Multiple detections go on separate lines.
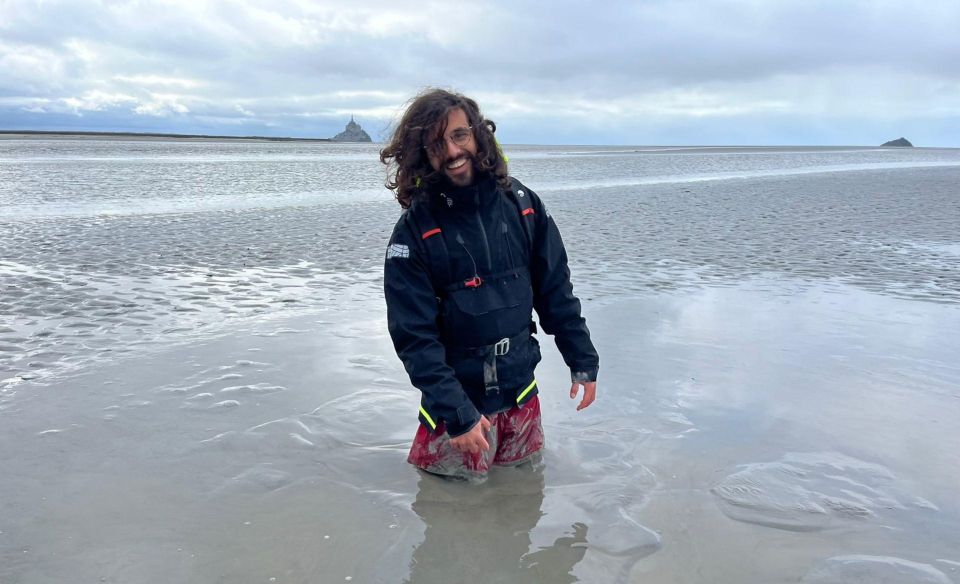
447, 271, 528, 316
442, 271, 533, 347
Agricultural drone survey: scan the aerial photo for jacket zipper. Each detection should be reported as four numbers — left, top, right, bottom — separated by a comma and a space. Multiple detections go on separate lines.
475, 208, 492, 273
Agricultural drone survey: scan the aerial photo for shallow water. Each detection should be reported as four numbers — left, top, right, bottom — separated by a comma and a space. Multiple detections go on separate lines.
2, 283, 957, 583
2, 140, 959, 582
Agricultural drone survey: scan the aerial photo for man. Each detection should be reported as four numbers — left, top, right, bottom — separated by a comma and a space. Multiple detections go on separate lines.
381, 88, 598, 479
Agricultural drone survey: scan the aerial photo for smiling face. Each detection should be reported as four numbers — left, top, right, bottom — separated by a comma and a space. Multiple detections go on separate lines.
425, 107, 477, 187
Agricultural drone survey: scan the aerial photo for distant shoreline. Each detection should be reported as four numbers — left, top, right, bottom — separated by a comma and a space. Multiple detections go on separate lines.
1, 131, 954, 149
0, 130, 332, 143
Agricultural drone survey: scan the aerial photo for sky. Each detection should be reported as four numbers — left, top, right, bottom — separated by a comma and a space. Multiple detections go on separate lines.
1, 0, 958, 146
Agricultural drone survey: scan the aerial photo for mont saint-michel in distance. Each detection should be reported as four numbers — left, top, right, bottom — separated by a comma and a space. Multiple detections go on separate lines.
330, 116, 372, 142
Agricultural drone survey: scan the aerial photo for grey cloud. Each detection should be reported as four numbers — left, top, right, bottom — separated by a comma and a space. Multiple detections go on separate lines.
433, 1, 960, 94
1, 0, 958, 144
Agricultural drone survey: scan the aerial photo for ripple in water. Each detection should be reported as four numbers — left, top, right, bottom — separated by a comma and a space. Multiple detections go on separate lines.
801, 555, 953, 584
201, 387, 419, 455
711, 452, 938, 532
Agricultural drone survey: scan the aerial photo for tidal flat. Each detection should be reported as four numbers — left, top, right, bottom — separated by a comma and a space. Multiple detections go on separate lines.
2, 141, 959, 582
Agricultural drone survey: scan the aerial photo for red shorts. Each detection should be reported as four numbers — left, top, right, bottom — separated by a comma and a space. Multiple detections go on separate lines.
407, 395, 544, 478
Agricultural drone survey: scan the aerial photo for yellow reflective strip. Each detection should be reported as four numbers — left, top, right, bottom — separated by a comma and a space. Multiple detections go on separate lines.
418, 406, 437, 430
516, 379, 537, 404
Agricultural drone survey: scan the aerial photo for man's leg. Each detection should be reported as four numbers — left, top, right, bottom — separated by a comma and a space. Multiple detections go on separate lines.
407, 420, 498, 480
493, 395, 544, 467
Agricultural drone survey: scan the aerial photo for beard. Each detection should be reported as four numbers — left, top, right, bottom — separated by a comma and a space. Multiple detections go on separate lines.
441, 151, 477, 187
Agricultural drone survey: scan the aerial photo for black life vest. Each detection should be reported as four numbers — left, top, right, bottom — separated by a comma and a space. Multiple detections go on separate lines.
408, 176, 536, 297
406, 177, 541, 427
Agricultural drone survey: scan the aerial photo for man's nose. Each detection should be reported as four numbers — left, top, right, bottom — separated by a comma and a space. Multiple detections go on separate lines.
444, 137, 461, 159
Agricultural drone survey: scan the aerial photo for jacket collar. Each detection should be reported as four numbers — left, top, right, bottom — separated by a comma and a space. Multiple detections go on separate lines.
433, 174, 497, 212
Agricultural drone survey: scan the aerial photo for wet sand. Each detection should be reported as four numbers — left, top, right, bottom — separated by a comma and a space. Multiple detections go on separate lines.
4, 167, 959, 386
1, 280, 958, 583
2, 148, 960, 581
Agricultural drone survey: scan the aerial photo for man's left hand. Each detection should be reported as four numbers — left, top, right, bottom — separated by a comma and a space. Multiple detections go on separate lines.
570, 381, 597, 411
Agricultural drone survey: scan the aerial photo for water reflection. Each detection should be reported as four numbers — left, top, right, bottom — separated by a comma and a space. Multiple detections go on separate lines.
404, 466, 588, 584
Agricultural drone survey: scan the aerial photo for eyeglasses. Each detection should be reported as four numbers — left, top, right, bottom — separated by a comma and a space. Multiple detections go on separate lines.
424, 126, 473, 156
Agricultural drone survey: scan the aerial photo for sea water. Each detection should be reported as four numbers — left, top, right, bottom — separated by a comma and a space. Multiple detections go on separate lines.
1, 139, 959, 583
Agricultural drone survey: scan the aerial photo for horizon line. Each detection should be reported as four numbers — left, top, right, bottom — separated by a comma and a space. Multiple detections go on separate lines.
2, 129, 950, 149
0, 129, 334, 142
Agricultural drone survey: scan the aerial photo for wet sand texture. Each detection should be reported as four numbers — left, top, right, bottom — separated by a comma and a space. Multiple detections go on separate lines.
2, 142, 959, 582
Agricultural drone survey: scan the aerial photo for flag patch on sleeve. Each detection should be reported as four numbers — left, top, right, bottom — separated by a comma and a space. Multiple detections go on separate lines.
386, 243, 409, 259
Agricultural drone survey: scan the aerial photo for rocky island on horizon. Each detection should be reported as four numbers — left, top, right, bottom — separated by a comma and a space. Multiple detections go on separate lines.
330, 116, 372, 143
881, 137, 914, 147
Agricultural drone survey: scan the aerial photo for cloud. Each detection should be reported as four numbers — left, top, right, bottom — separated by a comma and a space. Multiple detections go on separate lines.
62, 90, 139, 114
113, 75, 206, 89
0, 0, 958, 144
133, 95, 191, 117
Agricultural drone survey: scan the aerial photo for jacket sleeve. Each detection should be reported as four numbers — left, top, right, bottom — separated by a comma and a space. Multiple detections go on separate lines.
383, 216, 482, 437
525, 186, 600, 383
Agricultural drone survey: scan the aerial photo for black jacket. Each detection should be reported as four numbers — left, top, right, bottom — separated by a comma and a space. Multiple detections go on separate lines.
384, 175, 598, 436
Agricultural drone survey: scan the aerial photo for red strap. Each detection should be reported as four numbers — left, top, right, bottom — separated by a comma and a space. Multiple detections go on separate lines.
522, 208, 535, 216
421, 228, 442, 239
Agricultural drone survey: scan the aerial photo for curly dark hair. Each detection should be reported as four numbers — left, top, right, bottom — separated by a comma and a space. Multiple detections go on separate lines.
380, 88, 510, 208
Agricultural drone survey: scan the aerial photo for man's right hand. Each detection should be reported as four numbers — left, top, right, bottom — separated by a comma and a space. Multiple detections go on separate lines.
449, 415, 492, 453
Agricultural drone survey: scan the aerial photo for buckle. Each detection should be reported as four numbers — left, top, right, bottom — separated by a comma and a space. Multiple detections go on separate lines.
494, 337, 510, 356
